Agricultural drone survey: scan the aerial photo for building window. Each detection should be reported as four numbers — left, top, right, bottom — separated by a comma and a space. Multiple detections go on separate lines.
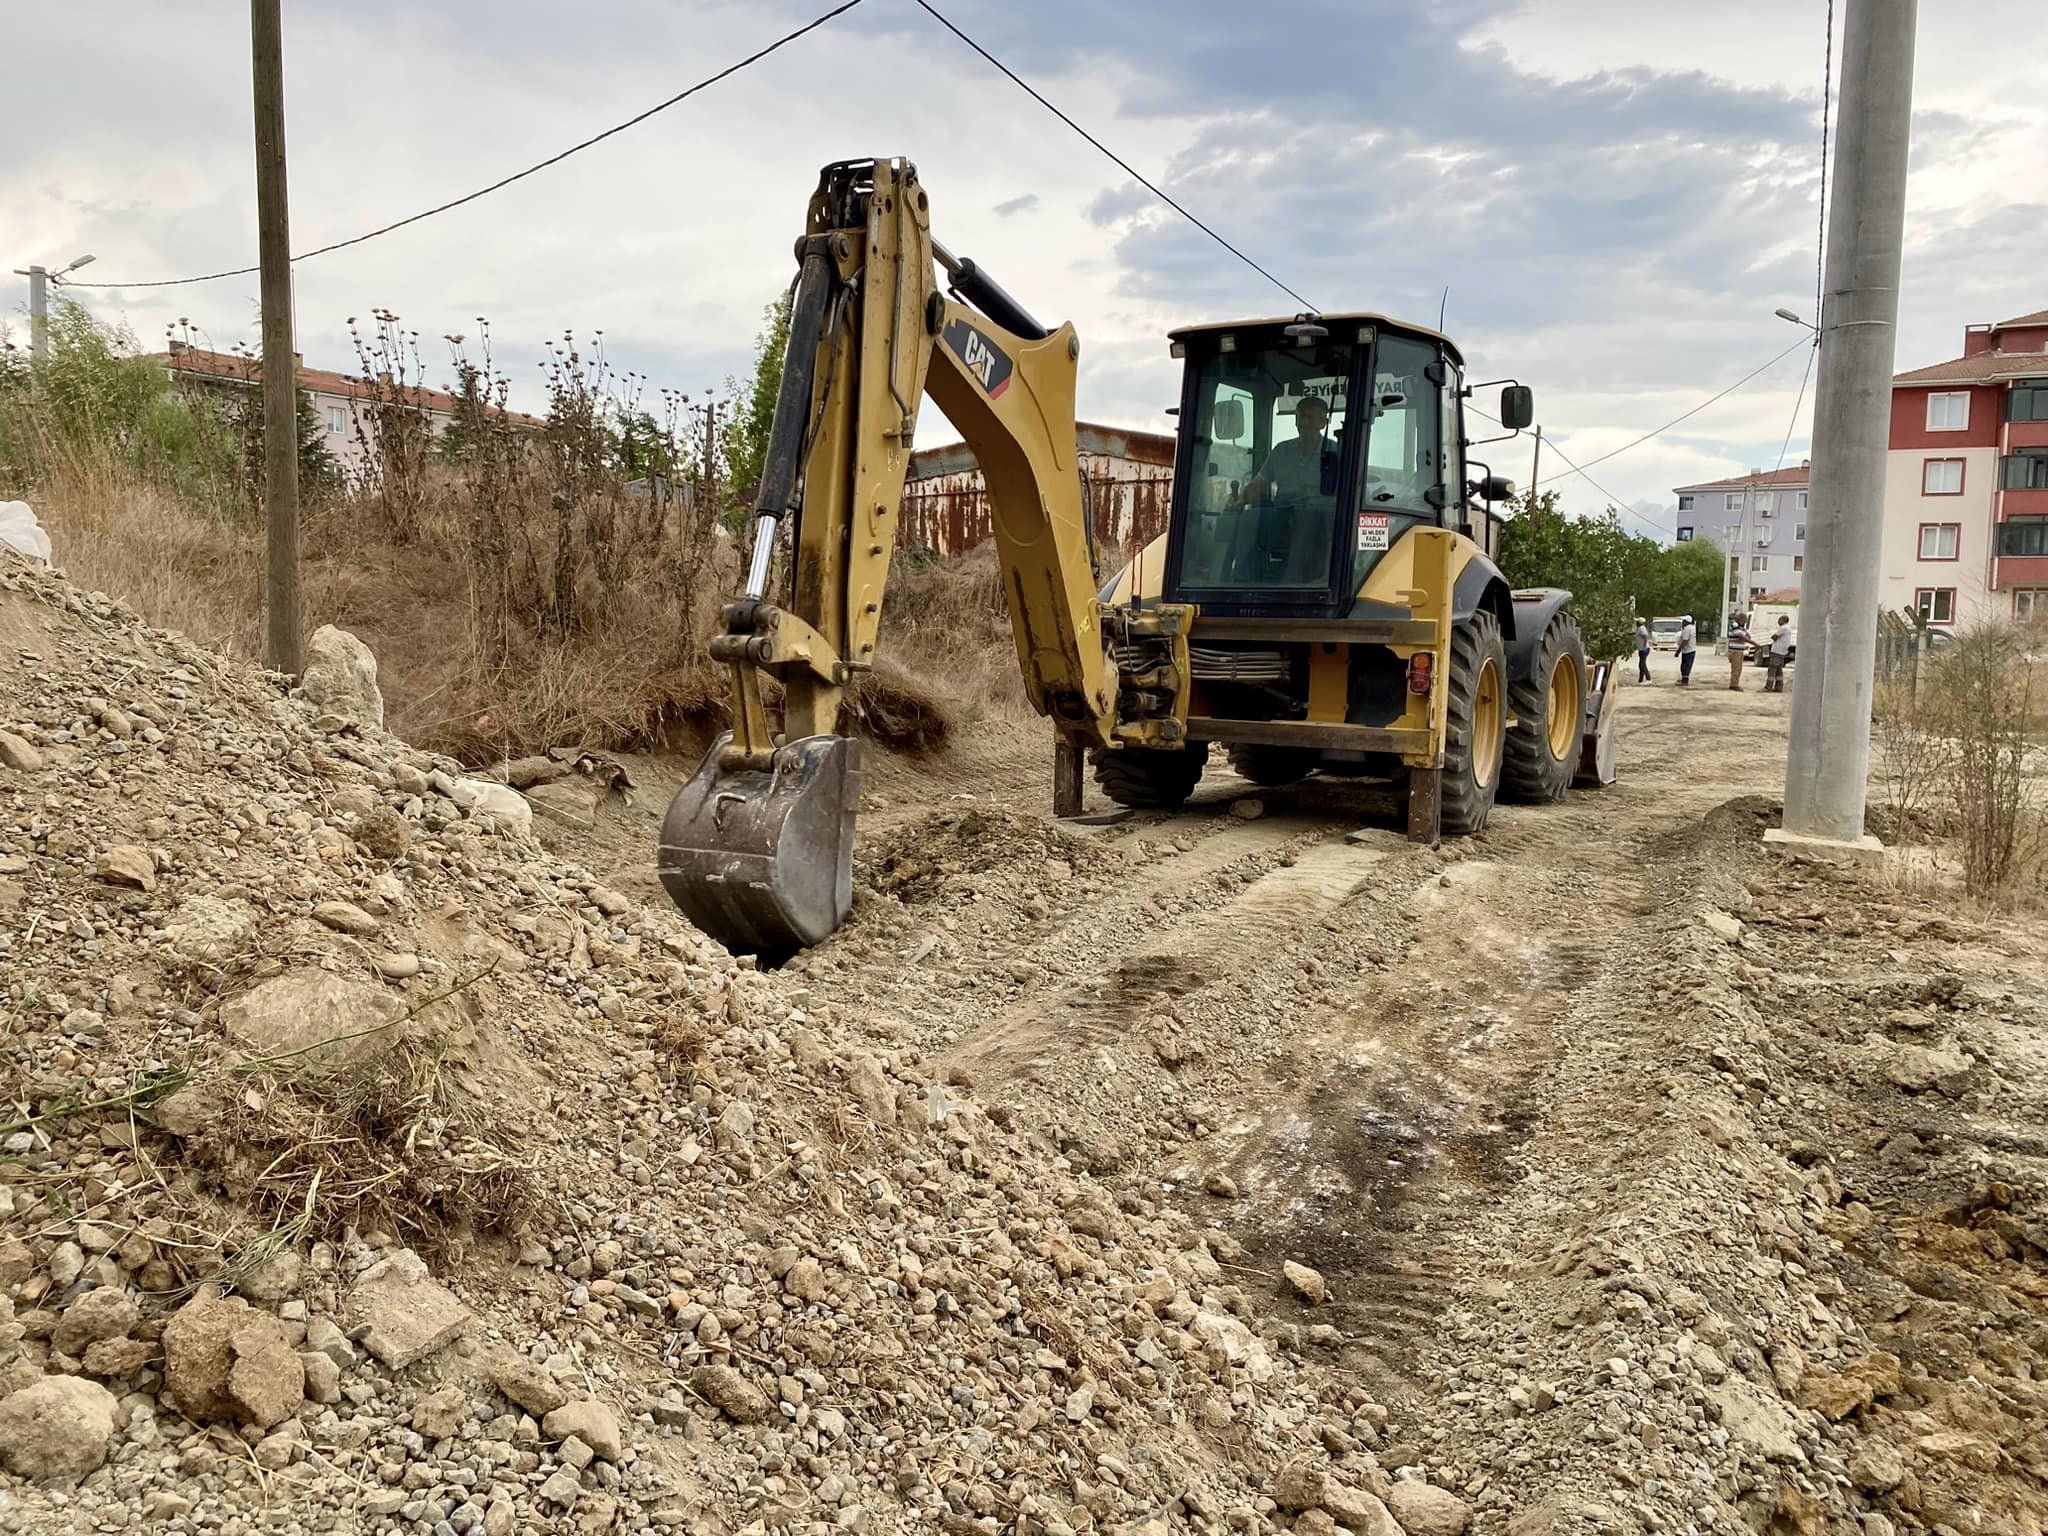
2009, 383, 2048, 423
1751, 554, 1769, 572
1796, 490, 1808, 511
1918, 522, 1960, 560
1677, 494, 1694, 511
2002, 450, 2048, 490
1756, 492, 1774, 516
1749, 585, 1766, 600
2015, 589, 2048, 620
1926, 392, 1970, 431
1795, 523, 1806, 541
327, 405, 346, 435
1724, 492, 1744, 512
1676, 527, 1693, 542
1915, 587, 1956, 624
1998, 517, 2048, 558
1922, 458, 1964, 495
1793, 556, 1804, 572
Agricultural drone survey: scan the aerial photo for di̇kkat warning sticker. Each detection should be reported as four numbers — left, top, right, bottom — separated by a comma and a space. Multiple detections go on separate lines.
1357, 513, 1390, 551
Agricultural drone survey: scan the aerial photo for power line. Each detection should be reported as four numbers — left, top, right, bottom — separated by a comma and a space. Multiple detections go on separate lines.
1532, 334, 1814, 485
68, 0, 869, 290
1528, 433, 1669, 539
908, 0, 1317, 314
1469, 402, 1666, 538
1771, 340, 1818, 478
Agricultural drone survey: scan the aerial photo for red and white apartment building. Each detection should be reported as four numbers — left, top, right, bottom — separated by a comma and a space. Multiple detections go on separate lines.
1883, 307, 2048, 627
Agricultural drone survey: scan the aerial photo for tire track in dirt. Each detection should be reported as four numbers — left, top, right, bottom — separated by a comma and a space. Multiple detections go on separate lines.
799, 684, 1803, 1412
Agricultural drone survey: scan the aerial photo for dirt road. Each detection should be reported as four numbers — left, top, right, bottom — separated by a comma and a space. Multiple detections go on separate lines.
569, 676, 2048, 1529
808, 683, 1784, 1379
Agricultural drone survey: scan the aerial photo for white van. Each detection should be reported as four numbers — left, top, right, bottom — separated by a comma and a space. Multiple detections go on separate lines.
1648, 616, 1686, 652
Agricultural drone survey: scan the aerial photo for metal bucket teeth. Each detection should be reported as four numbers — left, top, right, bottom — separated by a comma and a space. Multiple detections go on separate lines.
657, 732, 864, 959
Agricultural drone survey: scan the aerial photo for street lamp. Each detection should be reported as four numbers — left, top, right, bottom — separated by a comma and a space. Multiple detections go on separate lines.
1775, 306, 1817, 331
12, 253, 96, 362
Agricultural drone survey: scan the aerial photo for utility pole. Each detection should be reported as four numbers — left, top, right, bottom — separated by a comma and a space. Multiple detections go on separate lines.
21, 266, 48, 361
1719, 480, 1754, 646
1777, 0, 1917, 854
1528, 426, 1542, 504
251, 0, 302, 676
13, 255, 94, 361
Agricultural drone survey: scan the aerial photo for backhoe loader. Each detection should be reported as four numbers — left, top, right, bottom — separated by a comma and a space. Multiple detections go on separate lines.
659, 158, 1619, 958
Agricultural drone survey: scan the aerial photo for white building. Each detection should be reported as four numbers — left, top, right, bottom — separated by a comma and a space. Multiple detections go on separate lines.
1672, 464, 1811, 611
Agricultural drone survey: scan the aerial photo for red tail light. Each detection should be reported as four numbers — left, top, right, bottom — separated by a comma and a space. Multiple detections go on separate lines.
1407, 653, 1434, 696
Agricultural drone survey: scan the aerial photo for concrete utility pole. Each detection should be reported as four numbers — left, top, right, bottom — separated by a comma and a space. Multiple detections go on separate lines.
1776, 0, 1917, 853
251, 0, 302, 677
13, 255, 95, 361
1528, 426, 1542, 503
21, 266, 48, 360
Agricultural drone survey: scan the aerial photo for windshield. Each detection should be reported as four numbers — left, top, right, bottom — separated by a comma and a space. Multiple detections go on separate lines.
1176, 335, 1355, 592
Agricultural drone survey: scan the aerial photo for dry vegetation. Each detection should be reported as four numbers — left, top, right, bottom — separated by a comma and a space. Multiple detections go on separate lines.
0, 303, 1023, 765
1874, 619, 2048, 903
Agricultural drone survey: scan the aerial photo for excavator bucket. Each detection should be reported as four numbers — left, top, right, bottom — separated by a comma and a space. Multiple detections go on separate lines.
657, 733, 864, 959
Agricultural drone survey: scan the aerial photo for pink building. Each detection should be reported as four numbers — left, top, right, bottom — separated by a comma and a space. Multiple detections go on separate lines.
1882, 308, 2048, 626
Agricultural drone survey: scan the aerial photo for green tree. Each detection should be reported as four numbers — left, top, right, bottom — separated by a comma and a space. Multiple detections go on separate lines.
1496, 490, 1644, 661
722, 290, 791, 516
1639, 537, 1725, 630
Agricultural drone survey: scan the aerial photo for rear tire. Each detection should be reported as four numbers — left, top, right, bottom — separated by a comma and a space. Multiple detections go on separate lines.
1092, 743, 1207, 809
1227, 744, 1317, 787
1441, 609, 1507, 836
1504, 612, 1587, 804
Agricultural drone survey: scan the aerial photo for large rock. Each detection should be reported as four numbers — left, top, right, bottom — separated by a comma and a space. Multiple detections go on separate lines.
1273, 1458, 1327, 1511
301, 624, 384, 731
1323, 1486, 1401, 1535
0, 1375, 119, 1480
690, 1364, 770, 1424
160, 1290, 304, 1428
96, 844, 156, 891
163, 895, 260, 971
1385, 1482, 1472, 1536
347, 1248, 472, 1369
51, 1287, 138, 1358
1887, 1042, 1972, 1094
542, 1399, 623, 1463
490, 1352, 568, 1417
221, 969, 406, 1072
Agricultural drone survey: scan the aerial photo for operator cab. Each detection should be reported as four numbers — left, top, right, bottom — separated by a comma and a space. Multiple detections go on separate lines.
1161, 314, 1521, 618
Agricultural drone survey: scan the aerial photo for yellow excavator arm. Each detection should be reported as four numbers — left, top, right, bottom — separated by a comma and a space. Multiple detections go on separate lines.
659, 158, 1148, 956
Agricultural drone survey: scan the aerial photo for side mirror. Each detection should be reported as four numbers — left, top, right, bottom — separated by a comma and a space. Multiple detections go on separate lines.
1481, 475, 1515, 504
1500, 384, 1534, 431
1212, 399, 1244, 442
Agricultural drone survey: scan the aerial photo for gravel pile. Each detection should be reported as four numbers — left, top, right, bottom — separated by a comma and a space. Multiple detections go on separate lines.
0, 556, 1442, 1534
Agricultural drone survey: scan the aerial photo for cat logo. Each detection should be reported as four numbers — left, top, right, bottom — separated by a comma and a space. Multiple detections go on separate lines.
942, 317, 1014, 400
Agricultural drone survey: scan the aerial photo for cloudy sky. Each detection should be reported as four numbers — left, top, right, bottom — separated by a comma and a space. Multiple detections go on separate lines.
5, 1, 2041, 535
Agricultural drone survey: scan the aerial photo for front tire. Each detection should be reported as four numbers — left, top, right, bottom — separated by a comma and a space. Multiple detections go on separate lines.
1441, 610, 1507, 836
1092, 743, 1207, 809
1504, 612, 1587, 804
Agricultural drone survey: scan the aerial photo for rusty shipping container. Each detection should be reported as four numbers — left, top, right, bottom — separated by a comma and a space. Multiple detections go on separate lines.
901, 420, 1502, 563
902, 423, 1176, 561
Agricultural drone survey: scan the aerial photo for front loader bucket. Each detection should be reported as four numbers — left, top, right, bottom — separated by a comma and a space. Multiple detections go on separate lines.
657, 732, 864, 958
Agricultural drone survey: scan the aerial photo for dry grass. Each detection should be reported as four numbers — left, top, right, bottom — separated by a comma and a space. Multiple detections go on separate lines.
1873, 621, 2048, 907
190, 1037, 540, 1262
880, 542, 1033, 722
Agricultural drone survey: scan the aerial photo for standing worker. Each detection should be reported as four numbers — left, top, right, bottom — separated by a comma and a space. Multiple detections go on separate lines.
1765, 613, 1793, 693
1726, 611, 1751, 691
1677, 615, 1698, 687
1635, 617, 1652, 684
